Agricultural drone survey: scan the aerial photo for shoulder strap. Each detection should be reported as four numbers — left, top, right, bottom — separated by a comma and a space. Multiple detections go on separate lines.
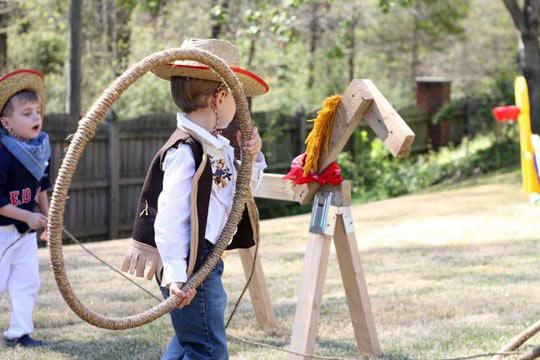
158, 128, 193, 166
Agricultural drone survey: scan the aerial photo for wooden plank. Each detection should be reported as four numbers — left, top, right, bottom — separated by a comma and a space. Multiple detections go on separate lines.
289, 232, 332, 359
319, 83, 373, 172
119, 177, 145, 186
333, 211, 381, 355
69, 180, 108, 190
64, 225, 108, 238
108, 121, 120, 239
291, 82, 372, 205
238, 247, 276, 328
253, 173, 351, 206
356, 79, 415, 159
295, 79, 416, 205
253, 173, 299, 202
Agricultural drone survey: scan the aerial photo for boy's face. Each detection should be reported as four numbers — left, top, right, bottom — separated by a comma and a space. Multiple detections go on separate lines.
1, 98, 42, 140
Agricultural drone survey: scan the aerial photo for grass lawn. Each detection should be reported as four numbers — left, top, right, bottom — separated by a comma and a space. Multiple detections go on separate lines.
1, 168, 539, 359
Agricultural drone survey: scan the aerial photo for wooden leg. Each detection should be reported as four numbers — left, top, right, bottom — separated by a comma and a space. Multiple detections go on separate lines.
289, 232, 332, 359
333, 211, 381, 355
238, 247, 276, 328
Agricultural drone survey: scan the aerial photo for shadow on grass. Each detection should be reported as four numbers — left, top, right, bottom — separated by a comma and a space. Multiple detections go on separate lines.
41, 337, 162, 360
375, 352, 417, 360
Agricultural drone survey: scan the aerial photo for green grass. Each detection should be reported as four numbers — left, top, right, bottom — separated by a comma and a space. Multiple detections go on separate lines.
1, 169, 539, 359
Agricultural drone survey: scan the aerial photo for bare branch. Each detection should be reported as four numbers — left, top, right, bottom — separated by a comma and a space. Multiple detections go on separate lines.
503, 0, 525, 31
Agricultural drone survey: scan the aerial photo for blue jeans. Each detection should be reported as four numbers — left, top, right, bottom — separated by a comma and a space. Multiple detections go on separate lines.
160, 241, 228, 360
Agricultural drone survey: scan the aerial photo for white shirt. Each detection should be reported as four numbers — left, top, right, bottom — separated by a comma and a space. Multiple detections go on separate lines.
154, 113, 267, 286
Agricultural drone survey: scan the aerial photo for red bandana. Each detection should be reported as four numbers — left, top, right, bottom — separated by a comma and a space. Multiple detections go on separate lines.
284, 153, 344, 185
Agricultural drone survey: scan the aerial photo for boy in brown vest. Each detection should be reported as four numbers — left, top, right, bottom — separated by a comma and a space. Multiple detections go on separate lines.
122, 38, 269, 359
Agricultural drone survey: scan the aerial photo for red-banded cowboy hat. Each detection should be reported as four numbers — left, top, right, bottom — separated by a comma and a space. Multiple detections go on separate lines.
0, 69, 45, 115
152, 38, 269, 97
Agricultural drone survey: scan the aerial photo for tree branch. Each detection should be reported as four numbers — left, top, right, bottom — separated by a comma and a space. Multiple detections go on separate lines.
528, 0, 540, 34
503, 0, 525, 32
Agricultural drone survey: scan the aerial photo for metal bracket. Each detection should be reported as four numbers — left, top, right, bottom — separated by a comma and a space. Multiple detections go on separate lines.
309, 191, 338, 235
337, 207, 355, 234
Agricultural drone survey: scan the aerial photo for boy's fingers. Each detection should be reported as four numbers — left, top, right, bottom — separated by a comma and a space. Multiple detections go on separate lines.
172, 289, 185, 299
171, 289, 188, 308
185, 289, 196, 305
236, 130, 242, 144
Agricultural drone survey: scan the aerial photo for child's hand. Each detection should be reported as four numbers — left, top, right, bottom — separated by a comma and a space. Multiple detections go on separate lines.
26, 212, 47, 230
236, 127, 262, 161
40, 228, 49, 243
169, 282, 196, 309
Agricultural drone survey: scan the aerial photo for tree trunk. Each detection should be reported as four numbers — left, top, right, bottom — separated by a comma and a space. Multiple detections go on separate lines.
247, 36, 257, 111
521, 32, 540, 133
502, 0, 540, 133
347, 14, 359, 82
114, 5, 132, 75
66, 0, 82, 119
0, 0, 9, 69
411, 2, 421, 84
307, 2, 321, 89
104, 0, 115, 59
210, 0, 230, 39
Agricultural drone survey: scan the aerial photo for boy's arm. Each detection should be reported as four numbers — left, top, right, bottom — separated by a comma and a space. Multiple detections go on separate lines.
154, 144, 195, 287
37, 190, 49, 217
37, 190, 49, 241
0, 204, 47, 230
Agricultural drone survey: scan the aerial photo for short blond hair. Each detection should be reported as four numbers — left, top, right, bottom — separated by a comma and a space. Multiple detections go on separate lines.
171, 76, 226, 113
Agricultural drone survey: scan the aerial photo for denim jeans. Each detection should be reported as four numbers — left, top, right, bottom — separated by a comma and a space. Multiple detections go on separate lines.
160, 240, 228, 360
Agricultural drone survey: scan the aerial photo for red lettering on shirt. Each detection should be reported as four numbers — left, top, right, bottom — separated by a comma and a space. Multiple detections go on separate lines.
22, 188, 31, 204
9, 191, 21, 206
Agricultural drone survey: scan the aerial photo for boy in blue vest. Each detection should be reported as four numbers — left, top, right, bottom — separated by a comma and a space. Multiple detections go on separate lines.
0, 69, 51, 348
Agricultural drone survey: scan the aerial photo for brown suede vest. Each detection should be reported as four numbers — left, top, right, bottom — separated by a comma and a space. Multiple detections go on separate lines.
121, 128, 259, 281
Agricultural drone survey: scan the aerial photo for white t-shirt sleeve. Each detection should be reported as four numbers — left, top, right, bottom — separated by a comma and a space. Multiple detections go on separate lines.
154, 144, 195, 287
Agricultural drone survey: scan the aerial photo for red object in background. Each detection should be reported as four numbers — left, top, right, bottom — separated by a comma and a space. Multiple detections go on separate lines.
492, 106, 521, 122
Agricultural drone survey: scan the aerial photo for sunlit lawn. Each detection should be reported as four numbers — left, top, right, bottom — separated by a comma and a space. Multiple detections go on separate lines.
1, 169, 539, 359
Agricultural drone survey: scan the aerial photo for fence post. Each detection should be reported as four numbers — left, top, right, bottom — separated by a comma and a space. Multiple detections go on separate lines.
106, 111, 120, 239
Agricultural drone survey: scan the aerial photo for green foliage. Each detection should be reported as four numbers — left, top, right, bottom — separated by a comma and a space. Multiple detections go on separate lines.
379, 0, 412, 12
339, 130, 520, 202
379, 0, 469, 37
15, 31, 66, 75
2, 0, 518, 117
434, 69, 517, 133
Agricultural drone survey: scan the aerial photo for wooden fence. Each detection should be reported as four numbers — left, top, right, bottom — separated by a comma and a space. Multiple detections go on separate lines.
44, 107, 433, 241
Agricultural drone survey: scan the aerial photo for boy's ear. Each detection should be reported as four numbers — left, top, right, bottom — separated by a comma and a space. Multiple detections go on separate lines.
0, 116, 12, 131
216, 88, 228, 104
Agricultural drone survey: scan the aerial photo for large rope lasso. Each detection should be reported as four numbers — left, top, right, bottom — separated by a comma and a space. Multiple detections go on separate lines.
48, 48, 253, 330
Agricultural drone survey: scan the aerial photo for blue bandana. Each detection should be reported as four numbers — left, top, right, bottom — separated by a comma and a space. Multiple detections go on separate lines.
0, 128, 51, 180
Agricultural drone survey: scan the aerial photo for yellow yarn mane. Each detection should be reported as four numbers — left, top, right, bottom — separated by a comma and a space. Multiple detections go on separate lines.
303, 95, 342, 176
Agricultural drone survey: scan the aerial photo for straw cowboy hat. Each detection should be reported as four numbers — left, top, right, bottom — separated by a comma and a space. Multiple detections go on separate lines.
152, 38, 269, 97
0, 69, 45, 115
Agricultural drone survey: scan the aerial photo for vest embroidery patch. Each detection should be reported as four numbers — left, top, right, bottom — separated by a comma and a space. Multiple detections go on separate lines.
209, 155, 233, 189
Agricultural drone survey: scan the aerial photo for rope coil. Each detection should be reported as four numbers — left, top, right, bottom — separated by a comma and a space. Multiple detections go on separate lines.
48, 48, 253, 330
